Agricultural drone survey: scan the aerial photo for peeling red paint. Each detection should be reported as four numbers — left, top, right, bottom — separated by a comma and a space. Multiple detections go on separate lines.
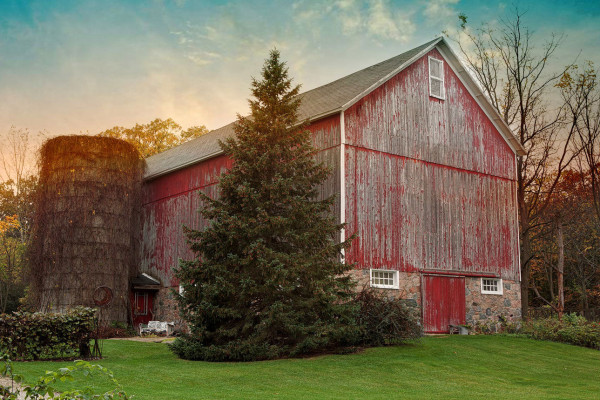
141, 115, 341, 287
343, 49, 519, 281
140, 49, 520, 295
422, 275, 466, 333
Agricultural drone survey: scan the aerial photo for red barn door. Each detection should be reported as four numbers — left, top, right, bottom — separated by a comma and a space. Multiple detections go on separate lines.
422, 275, 465, 333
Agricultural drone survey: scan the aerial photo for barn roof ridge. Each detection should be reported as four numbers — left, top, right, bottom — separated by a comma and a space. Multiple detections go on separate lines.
144, 37, 523, 180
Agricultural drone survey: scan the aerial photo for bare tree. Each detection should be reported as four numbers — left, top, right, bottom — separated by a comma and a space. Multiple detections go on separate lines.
560, 62, 600, 222
448, 9, 578, 318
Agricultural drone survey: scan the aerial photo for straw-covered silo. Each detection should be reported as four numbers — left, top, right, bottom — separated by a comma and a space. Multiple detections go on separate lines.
30, 136, 143, 324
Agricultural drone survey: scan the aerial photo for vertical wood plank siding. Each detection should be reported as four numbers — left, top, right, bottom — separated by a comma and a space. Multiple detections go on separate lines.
422, 275, 466, 333
344, 49, 519, 281
140, 115, 341, 286
141, 155, 232, 286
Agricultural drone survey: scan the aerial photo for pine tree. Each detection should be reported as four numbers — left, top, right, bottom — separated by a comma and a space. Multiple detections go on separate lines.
173, 50, 358, 361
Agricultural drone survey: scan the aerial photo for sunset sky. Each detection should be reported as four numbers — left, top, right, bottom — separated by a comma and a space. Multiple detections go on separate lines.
1, 0, 599, 140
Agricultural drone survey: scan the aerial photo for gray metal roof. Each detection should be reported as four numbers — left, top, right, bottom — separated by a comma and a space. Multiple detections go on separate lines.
144, 38, 441, 180
144, 37, 525, 180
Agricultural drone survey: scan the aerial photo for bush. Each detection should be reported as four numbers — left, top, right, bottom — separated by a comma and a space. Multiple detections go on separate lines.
0, 354, 130, 399
522, 314, 600, 350
353, 287, 422, 346
0, 307, 96, 360
97, 321, 135, 339
170, 336, 283, 362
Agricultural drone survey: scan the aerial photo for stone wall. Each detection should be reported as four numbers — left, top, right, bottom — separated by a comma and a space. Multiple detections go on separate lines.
465, 278, 521, 325
349, 269, 421, 311
151, 271, 521, 333
349, 269, 522, 328
152, 287, 186, 332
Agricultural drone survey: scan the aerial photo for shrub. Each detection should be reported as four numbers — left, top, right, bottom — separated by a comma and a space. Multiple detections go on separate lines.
522, 314, 600, 350
97, 321, 135, 339
0, 354, 130, 399
352, 287, 422, 346
0, 307, 96, 360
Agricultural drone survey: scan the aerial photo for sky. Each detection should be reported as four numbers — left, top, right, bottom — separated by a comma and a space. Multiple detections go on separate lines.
1, 0, 599, 144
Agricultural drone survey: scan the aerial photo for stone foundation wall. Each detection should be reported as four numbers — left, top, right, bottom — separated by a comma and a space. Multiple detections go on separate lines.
349, 269, 522, 327
152, 287, 186, 332
348, 269, 421, 311
150, 271, 521, 333
465, 278, 521, 325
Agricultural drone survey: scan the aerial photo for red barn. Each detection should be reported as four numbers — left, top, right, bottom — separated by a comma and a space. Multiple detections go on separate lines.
137, 37, 525, 333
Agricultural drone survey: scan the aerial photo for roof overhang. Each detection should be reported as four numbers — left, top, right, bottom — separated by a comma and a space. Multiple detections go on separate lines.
131, 273, 162, 290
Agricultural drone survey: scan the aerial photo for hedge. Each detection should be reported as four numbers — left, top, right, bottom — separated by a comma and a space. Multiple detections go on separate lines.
0, 307, 96, 360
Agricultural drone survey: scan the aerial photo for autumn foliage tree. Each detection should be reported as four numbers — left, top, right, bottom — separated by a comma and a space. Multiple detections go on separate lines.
98, 118, 208, 158
0, 127, 38, 313
171, 50, 357, 361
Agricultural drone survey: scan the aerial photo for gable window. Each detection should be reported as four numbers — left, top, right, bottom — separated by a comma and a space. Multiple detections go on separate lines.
428, 56, 445, 100
370, 269, 399, 289
481, 278, 503, 295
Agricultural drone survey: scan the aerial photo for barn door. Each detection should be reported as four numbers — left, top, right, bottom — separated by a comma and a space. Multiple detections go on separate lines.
422, 275, 465, 333
131, 290, 154, 326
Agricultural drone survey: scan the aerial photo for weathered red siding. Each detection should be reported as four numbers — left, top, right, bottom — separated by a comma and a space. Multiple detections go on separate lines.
344, 48, 515, 179
141, 115, 341, 287
343, 49, 520, 281
422, 275, 466, 333
141, 155, 232, 286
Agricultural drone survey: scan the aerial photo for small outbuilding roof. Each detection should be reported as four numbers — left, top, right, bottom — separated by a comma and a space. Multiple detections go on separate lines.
144, 37, 524, 180
131, 273, 161, 290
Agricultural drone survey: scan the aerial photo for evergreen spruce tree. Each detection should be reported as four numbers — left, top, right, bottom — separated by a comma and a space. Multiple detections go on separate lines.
172, 50, 358, 361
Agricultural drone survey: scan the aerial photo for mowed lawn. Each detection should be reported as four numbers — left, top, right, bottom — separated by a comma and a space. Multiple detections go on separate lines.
9, 335, 600, 399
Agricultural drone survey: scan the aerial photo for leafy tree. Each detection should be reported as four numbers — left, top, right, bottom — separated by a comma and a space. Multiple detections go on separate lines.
98, 118, 208, 158
172, 50, 357, 361
0, 127, 37, 313
0, 215, 25, 313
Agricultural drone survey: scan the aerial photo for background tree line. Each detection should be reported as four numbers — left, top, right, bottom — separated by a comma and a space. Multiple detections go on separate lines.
450, 9, 600, 318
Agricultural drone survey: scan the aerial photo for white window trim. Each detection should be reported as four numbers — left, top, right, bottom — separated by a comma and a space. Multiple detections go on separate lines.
370, 269, 399, 289
481, 278, 503, 295
428, 56, 445, 100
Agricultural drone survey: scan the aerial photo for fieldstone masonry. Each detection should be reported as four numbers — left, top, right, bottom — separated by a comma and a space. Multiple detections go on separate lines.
152, 287, 185, 331
465, 278, 521, 325
349, 270, 422, 311
349, 269, 522, 326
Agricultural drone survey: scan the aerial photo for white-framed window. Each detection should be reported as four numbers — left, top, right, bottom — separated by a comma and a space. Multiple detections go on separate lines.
481, 278, 503, 295
370, 269, 399, 289
428, 56, 445, 100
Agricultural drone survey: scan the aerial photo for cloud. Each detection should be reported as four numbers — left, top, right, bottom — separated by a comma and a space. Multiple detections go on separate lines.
367, 0, 415, 42
293, 0, 415, 43
423, 0, 460, 24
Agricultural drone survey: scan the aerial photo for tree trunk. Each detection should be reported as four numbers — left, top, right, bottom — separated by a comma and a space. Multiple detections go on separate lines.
557, 219, 564, 319
518, 160, 531, 320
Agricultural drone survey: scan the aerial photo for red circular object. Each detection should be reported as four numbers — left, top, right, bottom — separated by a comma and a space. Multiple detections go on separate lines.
93, 286, 113, 306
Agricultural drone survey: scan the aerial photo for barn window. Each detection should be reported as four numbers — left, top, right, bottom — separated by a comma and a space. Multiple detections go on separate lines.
481, 278, 503, 295
428, 56, 445, 100
370, 269, 399, 289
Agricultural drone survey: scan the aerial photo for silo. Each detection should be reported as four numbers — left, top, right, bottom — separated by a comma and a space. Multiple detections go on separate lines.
30, 136, 143, 324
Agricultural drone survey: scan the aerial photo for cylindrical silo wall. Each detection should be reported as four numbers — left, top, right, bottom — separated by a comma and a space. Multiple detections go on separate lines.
30, 136, 143, 325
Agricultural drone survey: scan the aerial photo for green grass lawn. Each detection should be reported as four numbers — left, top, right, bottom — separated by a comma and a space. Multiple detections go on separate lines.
7, 335, 600, 399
